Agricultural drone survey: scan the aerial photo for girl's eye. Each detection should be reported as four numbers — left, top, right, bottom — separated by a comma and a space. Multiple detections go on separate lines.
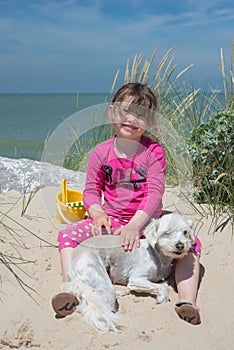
122, 108, 129, 114
121, 109, 145, 120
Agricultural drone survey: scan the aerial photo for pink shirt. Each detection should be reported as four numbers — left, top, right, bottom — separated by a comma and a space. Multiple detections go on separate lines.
84, 135, 166, 221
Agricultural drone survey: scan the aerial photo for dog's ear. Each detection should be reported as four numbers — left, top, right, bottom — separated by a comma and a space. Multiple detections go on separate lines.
144, 219, 159, 246
186, 219, 196, 244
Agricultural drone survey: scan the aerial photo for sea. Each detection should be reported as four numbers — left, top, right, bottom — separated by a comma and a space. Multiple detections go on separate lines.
0, 93, 111, 161
0, 92, 226, 194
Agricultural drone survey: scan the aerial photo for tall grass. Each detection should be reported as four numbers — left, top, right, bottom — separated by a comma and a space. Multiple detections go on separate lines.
64, 123, 114, 172
221, 42, 234, 109
65, 45, 233, 233
186, 109, 233, 233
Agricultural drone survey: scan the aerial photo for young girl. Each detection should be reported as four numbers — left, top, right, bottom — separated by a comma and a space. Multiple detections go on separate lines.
52, 83, 201, 325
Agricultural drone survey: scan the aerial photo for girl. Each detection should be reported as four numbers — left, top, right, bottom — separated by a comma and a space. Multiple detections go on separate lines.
52, 83, 201, 325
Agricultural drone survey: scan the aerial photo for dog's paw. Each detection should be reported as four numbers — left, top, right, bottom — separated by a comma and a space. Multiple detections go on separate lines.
156, 284, 169, 304
156, 294, 168, 304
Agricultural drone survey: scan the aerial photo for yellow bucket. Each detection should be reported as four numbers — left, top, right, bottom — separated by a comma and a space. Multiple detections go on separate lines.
55, 179, 86, 224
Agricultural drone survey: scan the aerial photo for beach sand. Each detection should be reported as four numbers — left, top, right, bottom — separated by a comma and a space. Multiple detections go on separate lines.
0, 187, 233, 350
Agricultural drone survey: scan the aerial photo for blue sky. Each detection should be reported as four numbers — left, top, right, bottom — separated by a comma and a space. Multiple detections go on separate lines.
0, 0, 233, 93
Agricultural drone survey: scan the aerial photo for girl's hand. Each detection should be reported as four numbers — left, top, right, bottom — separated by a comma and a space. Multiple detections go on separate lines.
88, 204, 112, 236
91, 213, 112, 236
114, 223, 140, 251
113, 210, 149, 251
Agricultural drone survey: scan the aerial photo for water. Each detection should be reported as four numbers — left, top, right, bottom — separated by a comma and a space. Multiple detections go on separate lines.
0, 93, 110, 160
0, 92, 226, 161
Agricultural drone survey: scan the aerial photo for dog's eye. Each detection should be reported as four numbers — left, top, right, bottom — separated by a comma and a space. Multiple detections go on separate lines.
163, 231, 171, 236
183, 230, 188, 236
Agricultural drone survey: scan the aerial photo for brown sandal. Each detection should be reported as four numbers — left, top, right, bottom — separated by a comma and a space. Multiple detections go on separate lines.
175, 302, 201, 325
52, 292, 79, 318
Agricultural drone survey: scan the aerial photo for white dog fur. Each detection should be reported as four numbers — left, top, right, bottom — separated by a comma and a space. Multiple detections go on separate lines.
62, 213, 195, 332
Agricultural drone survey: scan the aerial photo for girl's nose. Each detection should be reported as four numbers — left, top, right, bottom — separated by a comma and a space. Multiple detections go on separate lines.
123, 112, 137, 122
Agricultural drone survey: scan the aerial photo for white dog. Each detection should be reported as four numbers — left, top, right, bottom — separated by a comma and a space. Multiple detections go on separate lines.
62, 213, 195, 332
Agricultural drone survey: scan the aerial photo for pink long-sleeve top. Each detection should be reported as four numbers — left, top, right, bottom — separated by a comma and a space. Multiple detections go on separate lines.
83, 135, 166, 221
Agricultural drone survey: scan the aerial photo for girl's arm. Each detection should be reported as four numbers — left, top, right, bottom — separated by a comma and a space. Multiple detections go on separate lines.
137, 142, 166, 217
83, 148, 111, 235
83, 148, 104, 210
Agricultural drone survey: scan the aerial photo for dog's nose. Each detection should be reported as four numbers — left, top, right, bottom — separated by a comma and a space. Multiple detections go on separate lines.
176, 242, 184, 250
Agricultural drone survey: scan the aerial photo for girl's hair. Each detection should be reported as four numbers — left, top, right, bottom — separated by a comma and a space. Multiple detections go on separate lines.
111, 82, 158, 127
112, 82, 158, 111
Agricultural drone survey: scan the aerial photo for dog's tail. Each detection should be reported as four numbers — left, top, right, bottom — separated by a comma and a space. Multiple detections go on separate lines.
62, 278, 120, 332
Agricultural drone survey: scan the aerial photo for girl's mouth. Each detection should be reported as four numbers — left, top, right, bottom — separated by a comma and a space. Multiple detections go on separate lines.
122, 123, 138, 130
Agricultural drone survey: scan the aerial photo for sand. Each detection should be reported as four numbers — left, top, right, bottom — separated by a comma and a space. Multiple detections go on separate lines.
0, 186, 233, 350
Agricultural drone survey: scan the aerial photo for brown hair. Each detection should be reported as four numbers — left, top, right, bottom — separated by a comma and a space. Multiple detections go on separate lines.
111, 82, 158, 127
112, 82, 158, 111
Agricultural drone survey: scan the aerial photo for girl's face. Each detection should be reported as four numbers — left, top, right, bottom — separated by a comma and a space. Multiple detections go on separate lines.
109, 99, 149, 141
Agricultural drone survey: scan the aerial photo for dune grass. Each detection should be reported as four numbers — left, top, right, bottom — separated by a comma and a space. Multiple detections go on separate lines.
64, 45, 233, 232
116, 46, 233, 232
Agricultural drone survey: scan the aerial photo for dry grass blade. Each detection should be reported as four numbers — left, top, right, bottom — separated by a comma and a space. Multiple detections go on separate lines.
111, 69, 120, 94
0, 210, 56, 247
132, 53, 144, 80
173, 89, 200, 118
160, 56, 175, 87
231, 40, 234, 107
139, 60, 151, 84
220, 44, 233, 108
155, 46, 175, 81
130, 54, 138, 81
0, 252, 39, 303
175, 64, 194, 81
124, 59, 130, 83
220, 48, 227, 100
232, 40, 234, 87
124, 54, 143, 83
139, 49, 158, 84
21, 184, 37, 217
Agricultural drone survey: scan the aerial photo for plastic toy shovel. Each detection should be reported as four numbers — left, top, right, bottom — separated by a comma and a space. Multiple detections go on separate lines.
61, 178, 68, 204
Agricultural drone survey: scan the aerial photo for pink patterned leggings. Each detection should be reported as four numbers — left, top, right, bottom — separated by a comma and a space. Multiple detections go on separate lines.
57, 216, 201, 255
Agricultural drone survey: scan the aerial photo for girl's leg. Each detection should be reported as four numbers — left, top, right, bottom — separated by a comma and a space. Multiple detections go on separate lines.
57, 218, 94, 280
175, 252, 200, 305
52, 218, 94, 317
60, 247, 73, 282
174, 252, 201, 325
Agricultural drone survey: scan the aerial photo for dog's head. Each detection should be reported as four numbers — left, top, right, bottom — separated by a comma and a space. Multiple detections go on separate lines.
144, 213, 195, 259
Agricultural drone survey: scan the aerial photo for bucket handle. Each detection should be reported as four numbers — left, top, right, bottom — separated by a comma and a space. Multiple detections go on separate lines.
56, 203, 73, 225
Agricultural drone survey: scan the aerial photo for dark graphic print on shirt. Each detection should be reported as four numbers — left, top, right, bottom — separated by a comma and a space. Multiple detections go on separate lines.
103, 164, 147, 189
